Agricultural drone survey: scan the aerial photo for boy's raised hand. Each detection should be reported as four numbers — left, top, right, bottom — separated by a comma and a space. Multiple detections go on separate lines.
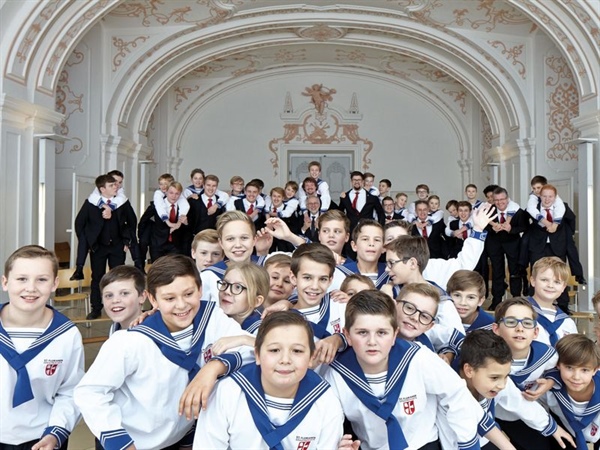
128, 307, 157, 327
472, 203, 496, 231
522, 378, 554, 402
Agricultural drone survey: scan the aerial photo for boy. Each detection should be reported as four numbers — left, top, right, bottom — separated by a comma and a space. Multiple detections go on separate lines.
382, 196, 403, 222
100, 265, 146, 335
528, 257, 577, 346
411, 199, 448, 259
428, 195, 444, 223
229, 175, 245, 199
183, 168, 205, 199
544, 334, 600, 450
187, 174, 228, 235
1, 245, 84, 449
263, 253, 294, 307
383, 237, 465, 356
446, 199, 459, 224
394, 192, 409, 219
407, 183, 430, 216
191, 229, 224, 272
446, 201, 474, 258
71, 169, 130, 280
74, 254, 254, 448
492, 297, 559, 450
339, 273, 375, 297
527, 176, 566, 230
465, 184, 483, 209
378, 178, 392, 201
153, 173, 190, 224
363, 172, 379, 196
290, 243, 347, 365
337, 219, 388, 289
457, 330, 574, 449
226, 180, 266, 229
298, 161, 331, 211
75, 174, 136, 319
447, 270, 494, 332
325, 290, 482, 450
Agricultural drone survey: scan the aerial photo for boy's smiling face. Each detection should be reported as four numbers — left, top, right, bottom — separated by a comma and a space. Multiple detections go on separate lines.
395, 291, 437, 341
291, 259, 332, 309
102, 279, 146, 329
451, 287, 484, 325
2, 257, 58, 314
149, 275, 201, 332
530, 267, 567, 306
463, 358, 511, 400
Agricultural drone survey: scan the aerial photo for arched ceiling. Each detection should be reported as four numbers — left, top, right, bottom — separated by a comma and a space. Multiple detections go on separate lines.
1, 0, 598, 143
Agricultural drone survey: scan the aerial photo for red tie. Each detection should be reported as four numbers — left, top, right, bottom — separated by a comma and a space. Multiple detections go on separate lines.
500, 212, 505, 224
273, 206, 277, 213
462, 227, 468, 240
107, 199, 111, 205
387, 215, 392, 220
247, 204, 254, 215
545, 208, 552, 222
421, 221, 428, 238
168, 204, 176, 242
352, 191, 359, 210
207, 198, 213, 208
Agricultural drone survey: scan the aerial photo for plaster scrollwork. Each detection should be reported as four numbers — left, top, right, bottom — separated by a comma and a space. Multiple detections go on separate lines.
15, 1, 61, 65
174, 85, 201, 111
545, 54, 579, 162
296, 24, 346, 41
441, 89, 467, 114
488, 40, 526, 79
269, 88, 371, 175
55, 66, 84, 154
113, 35, 150, 71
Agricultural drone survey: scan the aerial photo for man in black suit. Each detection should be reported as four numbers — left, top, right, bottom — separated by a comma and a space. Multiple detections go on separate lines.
485, 187, 528, 310
410, 200, 447, 259
74, 174, 136, 319
300, 195, 322, 242
338, 171, 385, 234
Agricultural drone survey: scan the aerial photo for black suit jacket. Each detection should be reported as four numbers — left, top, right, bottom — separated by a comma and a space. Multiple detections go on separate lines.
527, 204, 576, 258
338, 189, 385, 231
75, 201, 135, 251
187, 195, 224, 234
411, 219, 447, 259
446, 219, 468, 258
484, 207, 527, 252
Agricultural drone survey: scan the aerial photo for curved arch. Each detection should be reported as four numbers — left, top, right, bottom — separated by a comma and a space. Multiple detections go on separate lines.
169, 65, 473, 168
104, 13, 531, 144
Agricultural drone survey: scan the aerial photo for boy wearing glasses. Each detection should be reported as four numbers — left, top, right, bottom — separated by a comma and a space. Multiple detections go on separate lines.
492, 297, 559, 450
382, 236, 465, 361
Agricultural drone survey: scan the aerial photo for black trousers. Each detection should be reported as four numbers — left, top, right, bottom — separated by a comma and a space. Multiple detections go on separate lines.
496, 418, 550, 450
0, 440, 68, 450
488, 239, 522, 303
90, 242, 126, 310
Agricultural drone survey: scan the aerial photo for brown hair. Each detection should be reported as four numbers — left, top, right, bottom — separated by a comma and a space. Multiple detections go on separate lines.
308, 161, 321, 171
384, 235, 429, 273
446, 270, 486, 298
494, 297, 537, 322
457, 201, 472, 211
146, 254, 201, 298
540, 184, 557, 196
556, 334, 600, 368
345, 289, 398, 331
396, 283, 440, 315
285, 180, 299, 193
204, 174, 219, 184
415, 184, 430, 193
190, 168, 205, 179
269, 187, 285, 198
100, 265, 145, 295
351, 219, 383, 242
4, 245, 59, 278
255, 311, 315, 356
158, 173, 174, 183
264, 253, 291, 270
95, 174, 116, 189
592, 290, 600, 309
340, 274, 376, 294
460, 329, 512, 369
291, 243, 336, 277
168, 181, 183, 193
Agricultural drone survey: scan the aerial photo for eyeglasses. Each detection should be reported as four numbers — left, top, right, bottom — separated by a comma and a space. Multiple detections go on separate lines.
386, 257, 412, 269
217, 280, 247, 295
498, 317, 537, 329
397, 300, 435, 325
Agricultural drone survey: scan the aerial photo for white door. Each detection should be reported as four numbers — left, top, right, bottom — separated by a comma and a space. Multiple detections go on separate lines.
288, 151, 354, 200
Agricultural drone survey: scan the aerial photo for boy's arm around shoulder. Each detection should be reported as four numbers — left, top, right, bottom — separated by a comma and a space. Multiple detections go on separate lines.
193, 377, 237, 449
43, 326, 85, 448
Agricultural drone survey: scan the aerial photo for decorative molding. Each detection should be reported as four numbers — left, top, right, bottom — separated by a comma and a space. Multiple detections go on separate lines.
112, 35, 150, 72
545, 53, 580, 162
174, 85, 200, 111
442, 89, 467, 114
296, 24, 346, 41
54, 55, 84, 155
488, 40, 526, 79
